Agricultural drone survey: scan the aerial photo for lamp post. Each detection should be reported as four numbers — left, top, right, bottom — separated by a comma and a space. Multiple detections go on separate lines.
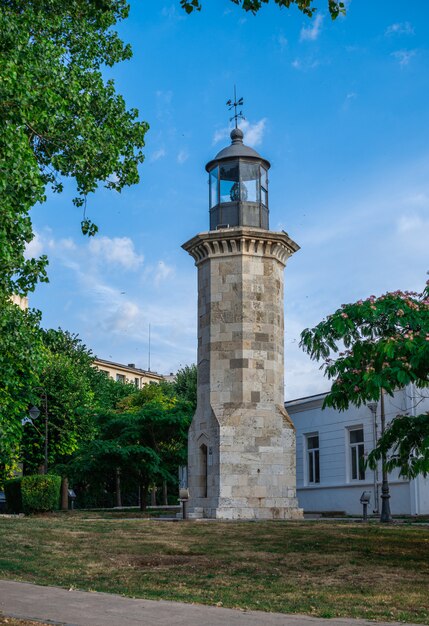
29, 387, 49, 474
379, 388, 393, 523
367, 401, 379, 515
368, 391, 392, 523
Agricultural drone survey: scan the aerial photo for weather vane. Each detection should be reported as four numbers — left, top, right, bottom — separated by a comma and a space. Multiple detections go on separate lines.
226, 85, 245, 128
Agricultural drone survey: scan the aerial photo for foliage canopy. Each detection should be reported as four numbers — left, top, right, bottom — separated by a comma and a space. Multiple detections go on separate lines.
181, 0, 346, 19
0, 1, 147, 479
68, 389, 192, 508
300, 281, 429, 478
300, 283, 429, 410
1, 0, 148, 298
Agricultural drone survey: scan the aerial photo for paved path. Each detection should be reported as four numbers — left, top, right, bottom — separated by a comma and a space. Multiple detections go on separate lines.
0, 580, 420, 626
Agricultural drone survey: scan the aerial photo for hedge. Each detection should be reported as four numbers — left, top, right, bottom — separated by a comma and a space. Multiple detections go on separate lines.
21, 475, 62, 514
4, 477, 23, 513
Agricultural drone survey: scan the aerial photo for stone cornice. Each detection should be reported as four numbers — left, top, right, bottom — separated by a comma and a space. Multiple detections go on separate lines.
182, 227, 300, 267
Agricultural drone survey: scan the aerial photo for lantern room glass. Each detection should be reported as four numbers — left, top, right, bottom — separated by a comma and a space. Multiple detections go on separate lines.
209, 166, 218, 208
219, 161, 239, 203
260, 165, 268, 207
239, 162, 259, 202
209, 160, 268, 207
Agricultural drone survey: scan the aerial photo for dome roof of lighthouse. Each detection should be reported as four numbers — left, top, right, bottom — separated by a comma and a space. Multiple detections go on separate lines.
206, 128, 270, 172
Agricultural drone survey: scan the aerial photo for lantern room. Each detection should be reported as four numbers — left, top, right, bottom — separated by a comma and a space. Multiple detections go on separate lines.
206, 127, 270, 231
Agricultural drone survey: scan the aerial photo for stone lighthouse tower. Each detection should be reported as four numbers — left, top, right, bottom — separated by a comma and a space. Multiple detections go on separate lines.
182, 124, 302, 520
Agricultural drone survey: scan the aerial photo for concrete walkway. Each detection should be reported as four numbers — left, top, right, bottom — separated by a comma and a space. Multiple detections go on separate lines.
0, 580, 421, 626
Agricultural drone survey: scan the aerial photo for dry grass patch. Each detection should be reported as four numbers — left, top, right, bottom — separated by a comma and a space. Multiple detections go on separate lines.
0, 514, 428, 622
0, 618, 53, 626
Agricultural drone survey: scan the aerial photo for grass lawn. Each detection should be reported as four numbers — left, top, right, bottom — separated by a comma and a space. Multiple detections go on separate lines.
0, 512, 428, 623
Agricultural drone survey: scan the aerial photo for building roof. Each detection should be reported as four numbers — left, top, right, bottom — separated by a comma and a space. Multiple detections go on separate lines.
93, 357, 163, 379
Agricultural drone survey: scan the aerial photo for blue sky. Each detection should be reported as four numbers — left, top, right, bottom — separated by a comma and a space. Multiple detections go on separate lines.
27, 0, 429, 399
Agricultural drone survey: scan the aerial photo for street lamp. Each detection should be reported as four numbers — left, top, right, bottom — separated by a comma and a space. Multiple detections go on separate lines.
368, 391, 392, 523
28, 388, 49, 474
367, 401, 379, 515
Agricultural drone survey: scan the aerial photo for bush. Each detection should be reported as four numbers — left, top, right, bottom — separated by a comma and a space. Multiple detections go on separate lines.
21, 474, 61, 514
4, 477, 23, 513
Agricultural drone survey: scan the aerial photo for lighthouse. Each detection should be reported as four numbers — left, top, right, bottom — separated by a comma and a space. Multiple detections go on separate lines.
182, 117, 302, 520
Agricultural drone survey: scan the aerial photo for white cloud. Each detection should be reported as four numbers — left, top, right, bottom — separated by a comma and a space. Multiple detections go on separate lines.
343, 91, 357, 111
24, 231, 44, 259
155, 90, 173, 123
151, 148, 166, 162
88, 236, 143, 270
103, 300, 141, 334
239, 118, 266, 147
155, 90, 173, 104
160, 6, 184, 20
60, 238, 76, 251
213, 118, 267, 148
213, 128, 228, 144
278, 33, 288, 50
177, 149, 189, 164
396, 212, 429, 253
154, 260, 174, 285
392, 49, 416, 67
300, 14, 324, 42
386, 22, 414, 36
291, 57, 320, 71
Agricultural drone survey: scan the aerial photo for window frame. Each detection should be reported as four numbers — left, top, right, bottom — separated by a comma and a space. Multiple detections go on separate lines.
348, 426, 366, 482
304, 432, 320, 486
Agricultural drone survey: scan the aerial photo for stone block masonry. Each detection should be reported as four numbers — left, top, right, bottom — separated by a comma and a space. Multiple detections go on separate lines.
183, 227, 303, 520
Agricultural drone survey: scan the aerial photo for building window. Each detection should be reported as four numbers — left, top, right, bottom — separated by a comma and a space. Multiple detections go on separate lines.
134, 377, 140, 388
349, 428, 365, 481
116, 373, 125, 383
306, 434, 320, 484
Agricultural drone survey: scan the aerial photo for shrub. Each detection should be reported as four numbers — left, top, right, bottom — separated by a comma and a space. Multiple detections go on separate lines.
4, 477, 23, 513
21, 474, 61, 514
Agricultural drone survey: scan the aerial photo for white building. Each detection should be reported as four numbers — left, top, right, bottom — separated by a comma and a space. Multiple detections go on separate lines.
286, 385, 429, 516
93, 358, 163, 388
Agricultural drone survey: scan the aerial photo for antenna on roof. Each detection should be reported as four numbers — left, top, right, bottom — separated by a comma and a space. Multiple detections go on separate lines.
148, 323, 151, 372
226, 85, 245, 128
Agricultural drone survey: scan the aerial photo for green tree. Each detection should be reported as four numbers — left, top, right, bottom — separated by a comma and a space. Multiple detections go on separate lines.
117, 380, 176, 413
22, 329, 130, 473
0, 301, 44, 485
300, 281, 429, 478
367, 410, 429, 479
69, 398, 192, 509
1, 0, 147, 298
181, 0, 345, 19
173, 364, 197, 411
1, 1, 147, 476
22, 329, 95, 473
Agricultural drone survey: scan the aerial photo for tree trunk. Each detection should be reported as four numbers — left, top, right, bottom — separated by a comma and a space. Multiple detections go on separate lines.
163, 480, 168, 505
140, 482, 148, 511
61, 477, 69, 511
115, 468, 122, 508
151, 485, 157, 507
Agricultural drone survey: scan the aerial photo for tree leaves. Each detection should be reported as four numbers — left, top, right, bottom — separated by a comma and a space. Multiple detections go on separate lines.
67, 394, 193, 499
0, 2, 148, 474
180, 0, 345, 19
300, 282, 429, 478
300, 283, 429, 411
367, 412, 429, 478
1, 0, 148, 298
0, 299, 44, 484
